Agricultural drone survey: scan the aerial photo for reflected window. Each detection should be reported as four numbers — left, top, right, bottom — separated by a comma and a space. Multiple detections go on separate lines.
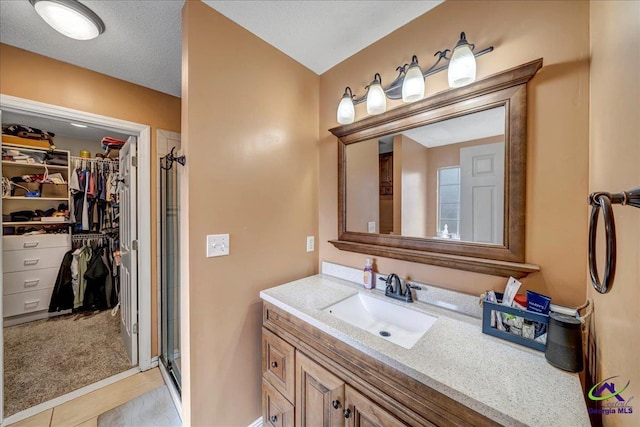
437, 166, 460, 239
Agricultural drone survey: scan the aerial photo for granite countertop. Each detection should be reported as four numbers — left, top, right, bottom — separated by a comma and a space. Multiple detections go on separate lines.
260, 274, 590, 427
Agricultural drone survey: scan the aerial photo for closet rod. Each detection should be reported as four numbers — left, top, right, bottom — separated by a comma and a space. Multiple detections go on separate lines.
70, 156, 118, 164
71, 233, 116, 240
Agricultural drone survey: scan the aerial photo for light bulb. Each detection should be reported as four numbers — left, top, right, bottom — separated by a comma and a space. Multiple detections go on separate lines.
336, 88, 355, 124
402, 56, 425, 103
448, 32, 476, 88
366, 74, 386, 115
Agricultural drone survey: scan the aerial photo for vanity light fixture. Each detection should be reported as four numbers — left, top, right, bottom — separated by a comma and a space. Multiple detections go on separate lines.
448, 32, 476, 88
336, 32, 493, 124
402, 55, 425, 103
365, 74, 387, 115
337, 88, 356, 125
29, 0, 105, 41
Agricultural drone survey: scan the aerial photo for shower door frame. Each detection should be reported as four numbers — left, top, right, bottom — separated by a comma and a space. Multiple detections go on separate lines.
156, 130, 182, 400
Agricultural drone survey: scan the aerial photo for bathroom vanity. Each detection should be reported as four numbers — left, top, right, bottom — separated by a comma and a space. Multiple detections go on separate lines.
260, 273, 589, 426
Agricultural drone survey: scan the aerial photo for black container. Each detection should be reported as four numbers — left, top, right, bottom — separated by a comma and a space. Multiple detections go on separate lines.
545, 312, 583, 372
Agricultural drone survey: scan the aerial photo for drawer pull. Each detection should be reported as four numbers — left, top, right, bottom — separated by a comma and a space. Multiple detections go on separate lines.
23, 241, 40, 248
332, 400, 341, 409
24, 300, 40, 308
344, 409, 352, 419
270, 415, 277, 423
23, 259, 40, 266
270, 361, 278, 368
24, 279, 40, 288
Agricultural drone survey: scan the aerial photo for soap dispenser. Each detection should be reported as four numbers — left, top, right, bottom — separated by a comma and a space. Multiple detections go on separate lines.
363, 258, 373, 289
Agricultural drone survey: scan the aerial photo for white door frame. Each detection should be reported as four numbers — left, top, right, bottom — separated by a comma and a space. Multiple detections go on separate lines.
0, 94, 152, 421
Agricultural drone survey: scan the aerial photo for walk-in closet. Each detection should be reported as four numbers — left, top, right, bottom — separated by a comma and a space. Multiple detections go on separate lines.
1, 109, 137, 417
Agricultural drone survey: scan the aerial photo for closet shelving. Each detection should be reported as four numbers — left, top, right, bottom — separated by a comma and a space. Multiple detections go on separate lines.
1, 141, 72, 324
2, 143, 72, 233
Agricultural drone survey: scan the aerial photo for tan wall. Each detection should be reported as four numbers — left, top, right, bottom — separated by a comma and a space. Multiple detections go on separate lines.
588, 1, 639, 426
399, 135, 429, 237
346, 139, 379, 232
319, 0, 590, 307
181, 2, 319, 425
0, 43, 181, 357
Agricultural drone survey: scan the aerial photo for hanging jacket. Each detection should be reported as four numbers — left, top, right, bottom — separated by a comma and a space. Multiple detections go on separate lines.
49, 250, 75, 312
83, 246, 108, 311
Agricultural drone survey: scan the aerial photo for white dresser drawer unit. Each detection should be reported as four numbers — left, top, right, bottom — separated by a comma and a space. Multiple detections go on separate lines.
2, 234, 70, 251
2, 247, 69, 273
3, 288, 54, 317
3, 268, 59, 296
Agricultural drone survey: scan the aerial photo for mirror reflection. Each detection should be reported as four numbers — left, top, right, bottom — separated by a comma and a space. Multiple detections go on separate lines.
346, 106, 506, 244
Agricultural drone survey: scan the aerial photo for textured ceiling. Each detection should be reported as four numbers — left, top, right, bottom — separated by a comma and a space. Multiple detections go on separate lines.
0, 0, 184, 97
0, 1, 443, 98
203, 1, 444, 74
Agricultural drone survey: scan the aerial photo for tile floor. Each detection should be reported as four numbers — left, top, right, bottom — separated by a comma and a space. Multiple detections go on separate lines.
8, 368, 166, 427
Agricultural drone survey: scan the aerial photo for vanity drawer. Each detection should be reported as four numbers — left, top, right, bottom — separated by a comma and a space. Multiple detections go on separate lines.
3, 288, 53, 317
3, 234, 70, 251
3, 268, 58, 295
2, 247, 68, 273
262, 327, 295, 403
262, 379, 294, 427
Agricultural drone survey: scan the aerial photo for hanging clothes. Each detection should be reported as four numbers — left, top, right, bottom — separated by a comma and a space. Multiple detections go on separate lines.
48, 250, 75, 312
69, 157, 119, 233
83, 246, 109, 311
51, 234, 120, 313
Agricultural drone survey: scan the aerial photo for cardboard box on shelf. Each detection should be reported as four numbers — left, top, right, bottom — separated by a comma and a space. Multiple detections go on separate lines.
2, 134, 51, 149
11, 182, 40, 197
40, 183, 68, 198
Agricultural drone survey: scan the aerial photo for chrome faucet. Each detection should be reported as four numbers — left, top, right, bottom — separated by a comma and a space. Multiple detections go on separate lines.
380, 274, 419, 303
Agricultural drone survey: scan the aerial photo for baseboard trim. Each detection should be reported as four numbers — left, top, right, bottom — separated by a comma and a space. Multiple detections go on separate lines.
1, 367, 140, 427
248, 417, 263, 427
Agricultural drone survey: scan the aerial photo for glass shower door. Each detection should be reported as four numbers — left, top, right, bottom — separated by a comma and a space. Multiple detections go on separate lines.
160, 149, 181, 391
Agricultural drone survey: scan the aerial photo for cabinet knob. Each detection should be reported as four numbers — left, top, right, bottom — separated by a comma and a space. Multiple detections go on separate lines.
271, 361, 278, 368
332, 400, 341, 409
270, 415, 277, 422
344, 409, 351, 419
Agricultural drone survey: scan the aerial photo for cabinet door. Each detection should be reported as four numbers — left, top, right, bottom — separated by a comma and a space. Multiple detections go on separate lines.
263, 379, 294, 427
344, 385, 407, 427
296, 351, 345, 427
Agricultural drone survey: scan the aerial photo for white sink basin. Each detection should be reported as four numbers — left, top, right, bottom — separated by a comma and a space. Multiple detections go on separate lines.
323, 293, 437, 349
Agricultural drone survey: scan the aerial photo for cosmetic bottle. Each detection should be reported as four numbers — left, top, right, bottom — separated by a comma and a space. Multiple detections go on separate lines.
363, 258, 373, 289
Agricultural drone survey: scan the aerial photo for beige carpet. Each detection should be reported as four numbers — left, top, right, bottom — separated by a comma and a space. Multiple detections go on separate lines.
4, 310, 132, 416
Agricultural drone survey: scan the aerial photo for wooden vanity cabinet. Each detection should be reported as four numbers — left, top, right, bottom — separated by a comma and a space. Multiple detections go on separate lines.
296, 351, 345, 426
263, 379, 295, 427
345, 385, 407, 427
262, 302, 500, 427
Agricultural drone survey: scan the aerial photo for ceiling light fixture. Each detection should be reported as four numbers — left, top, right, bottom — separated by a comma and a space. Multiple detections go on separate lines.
70, 123, 88, 128
29, 0, 105, 41
336, 32, 493, 125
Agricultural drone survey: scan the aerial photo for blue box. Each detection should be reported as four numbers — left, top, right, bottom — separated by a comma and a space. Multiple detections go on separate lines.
482, 292, 549, 352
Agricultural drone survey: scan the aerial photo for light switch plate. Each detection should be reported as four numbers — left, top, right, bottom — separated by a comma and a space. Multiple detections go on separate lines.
306, 236, 314, 252
207, 234, 229, 257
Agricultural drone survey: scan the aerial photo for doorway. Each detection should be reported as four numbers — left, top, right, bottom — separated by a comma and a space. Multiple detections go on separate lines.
0, 94, 152, 424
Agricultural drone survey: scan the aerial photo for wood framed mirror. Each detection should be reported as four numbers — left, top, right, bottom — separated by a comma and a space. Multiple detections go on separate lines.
329, 59, 543, 278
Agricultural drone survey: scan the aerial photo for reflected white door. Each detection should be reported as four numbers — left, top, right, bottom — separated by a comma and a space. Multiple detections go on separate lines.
460, 142, 505, 244
119, 136, 138, 365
